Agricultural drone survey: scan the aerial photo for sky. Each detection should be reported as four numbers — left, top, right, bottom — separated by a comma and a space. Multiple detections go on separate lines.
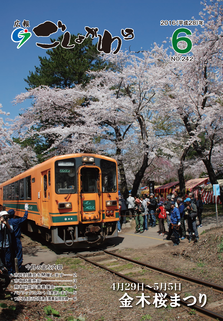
0, 0, 205, 122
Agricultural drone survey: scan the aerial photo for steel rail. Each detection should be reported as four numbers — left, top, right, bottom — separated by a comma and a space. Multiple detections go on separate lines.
104, 249, 223, 292
78, 253, 223, 321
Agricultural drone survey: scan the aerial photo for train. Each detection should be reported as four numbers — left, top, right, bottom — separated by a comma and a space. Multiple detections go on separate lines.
0, 153, 119, 247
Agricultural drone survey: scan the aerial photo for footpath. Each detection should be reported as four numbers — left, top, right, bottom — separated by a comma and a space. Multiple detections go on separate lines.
22, 215, 223, 265
107, 214, 223, 250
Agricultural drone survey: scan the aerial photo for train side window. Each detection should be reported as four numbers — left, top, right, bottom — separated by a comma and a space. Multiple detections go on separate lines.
8, 184, 14, 200
25, 176, 31, 200
3, 186, 5, 200
48, 171, 51, 186
19, 179, 24, 200
14, 181, 19, 200
12, 183, 15, 200
44, 174, 47, 198
101, 160, 117, 193
3, 185, 8, 200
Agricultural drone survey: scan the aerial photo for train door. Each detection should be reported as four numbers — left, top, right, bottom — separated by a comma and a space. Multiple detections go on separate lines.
78, 166, 102, 222
41, 170, 50, 227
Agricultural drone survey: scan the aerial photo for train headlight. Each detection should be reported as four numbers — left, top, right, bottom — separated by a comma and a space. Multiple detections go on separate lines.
82, 156, 95, 163
58, 202, 72, 209
106, 200, 117, 207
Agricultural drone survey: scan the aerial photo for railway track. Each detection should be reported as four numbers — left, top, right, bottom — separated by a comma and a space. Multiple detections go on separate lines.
77, 250, 223, 320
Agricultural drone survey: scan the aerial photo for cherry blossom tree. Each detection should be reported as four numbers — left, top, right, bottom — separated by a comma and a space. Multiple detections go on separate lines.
160, 0, 223, 202
0, 104, 37, 183
11, 0, 222, 200
14, 50, 168, 197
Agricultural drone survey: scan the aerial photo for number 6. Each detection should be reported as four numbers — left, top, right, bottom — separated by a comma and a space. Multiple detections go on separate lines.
172, 27, 192, 54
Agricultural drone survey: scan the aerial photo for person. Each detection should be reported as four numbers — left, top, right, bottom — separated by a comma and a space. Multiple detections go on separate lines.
117, 200, 122, 232
165, 201, 181, 246
8, 204, 28, 271
0, 211, 14, 275
147, 193, 157, 227
126, 193, 135, 220
164, 195, 172, 228
196, 194, 203, 227
142, 194, 149, 231
120, 196, 127, 225
159, 194, 165, 203
184, 198, 199, 243
189, 192, 196, 205
156, 201, 166, 235
0, 256, 10, 298
134, 198, 144, 233
173, 191, 179, 204
167, 190, 173, 199
177, 197, 186, 240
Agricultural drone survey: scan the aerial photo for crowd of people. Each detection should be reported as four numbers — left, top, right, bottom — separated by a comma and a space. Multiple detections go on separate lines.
0, 204, 28, 298
118, 191, 203, 246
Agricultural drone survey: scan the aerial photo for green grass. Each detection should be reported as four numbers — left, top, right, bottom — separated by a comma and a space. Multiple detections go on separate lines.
55, 257, 82, 270
203, 204, 223, 216
0, 303, 16, 311
218, 254, 223, 261
218, 240, 223, 253
183, 293, 193, 298
140, 315, 152, 320
113, 263, 134, 272
189, 309, 196, 315
43, 305, 60, 317
54, 286, 76, 296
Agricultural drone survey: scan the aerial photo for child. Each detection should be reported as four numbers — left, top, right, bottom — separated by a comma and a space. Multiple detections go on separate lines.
156, 202, 166, 236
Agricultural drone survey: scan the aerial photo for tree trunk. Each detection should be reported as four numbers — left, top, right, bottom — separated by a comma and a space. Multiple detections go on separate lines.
178, 163, 185, 196
114, 125, 129, 199
202, 158, 223, 206
177, 147, 189, 196
130, 113, 150, 197
117, 156, 129, 199
131, 152, 148, 197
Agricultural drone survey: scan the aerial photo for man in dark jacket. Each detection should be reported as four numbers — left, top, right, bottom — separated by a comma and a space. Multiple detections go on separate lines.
184, 198, 199, 242
164, 195, 172, 228
8, 204, 28, 271
165, 202, 181, 246
0, 211, 14, 275
147, 194, 157, 227
177, 197, 186, 240
0, 256, 10, 297
196, 194, 203, 227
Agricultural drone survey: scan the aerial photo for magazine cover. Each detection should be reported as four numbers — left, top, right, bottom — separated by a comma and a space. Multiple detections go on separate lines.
0, 0, 223, 320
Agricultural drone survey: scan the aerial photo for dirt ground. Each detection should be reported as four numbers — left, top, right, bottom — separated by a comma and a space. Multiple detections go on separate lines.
1, 214, 223, 321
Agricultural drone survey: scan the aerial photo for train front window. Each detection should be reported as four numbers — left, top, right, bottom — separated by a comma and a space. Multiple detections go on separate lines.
55, 159, 76, 194
101, 160, 117, 193
81, 168, 99, 193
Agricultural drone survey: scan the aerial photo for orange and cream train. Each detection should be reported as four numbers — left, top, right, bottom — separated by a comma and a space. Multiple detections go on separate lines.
0, 154, 119, 247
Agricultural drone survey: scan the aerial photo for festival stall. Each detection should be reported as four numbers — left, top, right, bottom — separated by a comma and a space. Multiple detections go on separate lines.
183, 178, 209, 195
202, 179, 223, 204
154, 181, 179, 199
